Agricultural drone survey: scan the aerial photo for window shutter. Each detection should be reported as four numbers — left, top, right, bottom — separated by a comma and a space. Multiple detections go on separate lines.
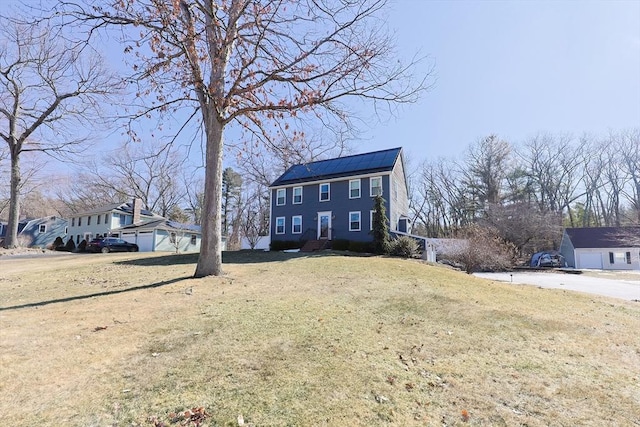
609, 252, 614, 264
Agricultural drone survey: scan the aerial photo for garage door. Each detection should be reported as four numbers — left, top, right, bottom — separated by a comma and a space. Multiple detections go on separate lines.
122, 232, 154, 252
577, 252, 603, 269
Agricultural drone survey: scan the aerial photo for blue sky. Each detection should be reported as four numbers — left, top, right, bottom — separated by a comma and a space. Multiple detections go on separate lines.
363, 0, 640, 163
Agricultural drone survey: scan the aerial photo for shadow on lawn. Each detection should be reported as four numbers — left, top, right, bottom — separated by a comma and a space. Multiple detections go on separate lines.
0, 276, 191, 312
115, 249, 353, 267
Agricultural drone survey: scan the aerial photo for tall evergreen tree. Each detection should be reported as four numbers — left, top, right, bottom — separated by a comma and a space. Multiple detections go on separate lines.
371, 195, 391, 254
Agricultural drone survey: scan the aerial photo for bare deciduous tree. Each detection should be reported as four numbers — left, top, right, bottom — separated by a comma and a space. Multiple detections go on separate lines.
65, 0, 431, 276
0, 15, 118, 247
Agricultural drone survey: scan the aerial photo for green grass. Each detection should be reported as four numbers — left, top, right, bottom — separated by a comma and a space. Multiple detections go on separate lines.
0, 251, 639, 426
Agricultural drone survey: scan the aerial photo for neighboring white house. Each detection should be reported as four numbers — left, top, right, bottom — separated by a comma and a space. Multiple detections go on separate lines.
560, 227, 640, 270
67, 199, 163, 244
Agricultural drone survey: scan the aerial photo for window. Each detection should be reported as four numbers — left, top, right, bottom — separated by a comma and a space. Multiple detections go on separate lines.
319, 183, 330, 201
349, 179, 361, 199
275, 217, 285, 234
292, 186, 303, 204
349, 211, 361, 231
78, 217, 82, 227
370, 210, 375, 231
190, 234, 197, 245
64, 227, 68, 234
71, 217, 75, 227
292, 215, 302, 234
609, 251, 632, 264
276, 188, 286, 206
97, 215, 101, 225
39, 224, 47, 233
370, 176, 383, 197
105, 214, 109, 224
87, 216, 92, 225
76, 235, 80, 243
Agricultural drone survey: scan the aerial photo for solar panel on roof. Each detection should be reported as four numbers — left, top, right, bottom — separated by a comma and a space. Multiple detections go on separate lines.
271, 147, 402, 186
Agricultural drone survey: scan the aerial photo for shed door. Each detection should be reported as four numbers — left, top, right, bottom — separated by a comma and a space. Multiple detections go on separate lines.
578, 252, 603, 269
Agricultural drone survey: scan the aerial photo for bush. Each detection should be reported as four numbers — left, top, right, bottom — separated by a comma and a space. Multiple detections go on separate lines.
50, 236, 64, 251
331, 239, 350, 251
64, 238, 76, 252
348, 240, 373, 253
78, 239, 87, 252
270, 240, 303, 251
448, 224, 516, 273
390, 236, 420, 258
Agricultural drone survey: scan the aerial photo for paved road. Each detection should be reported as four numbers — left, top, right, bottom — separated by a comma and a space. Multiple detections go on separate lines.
474, 271, 640, 301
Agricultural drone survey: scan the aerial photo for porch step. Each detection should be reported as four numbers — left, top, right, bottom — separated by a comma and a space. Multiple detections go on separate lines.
300, 239, 330, 252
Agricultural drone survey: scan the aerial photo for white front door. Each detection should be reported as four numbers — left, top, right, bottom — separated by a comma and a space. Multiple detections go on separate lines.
317, 211, 332, 239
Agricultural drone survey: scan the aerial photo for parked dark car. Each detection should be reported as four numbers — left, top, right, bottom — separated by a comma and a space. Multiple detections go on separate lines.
86, 238, 139, 253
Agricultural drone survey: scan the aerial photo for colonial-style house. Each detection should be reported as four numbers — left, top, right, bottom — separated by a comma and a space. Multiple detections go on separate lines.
269, 147, 411, 247
560, 227, 640, 270
66, 199, 162, 245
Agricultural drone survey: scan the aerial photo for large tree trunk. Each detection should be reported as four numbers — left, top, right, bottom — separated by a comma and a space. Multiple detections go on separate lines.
194, 114, 224, 277
5, 150, 21, 248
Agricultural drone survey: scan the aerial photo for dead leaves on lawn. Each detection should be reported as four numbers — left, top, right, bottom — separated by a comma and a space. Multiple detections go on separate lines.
148, 406, 210, 427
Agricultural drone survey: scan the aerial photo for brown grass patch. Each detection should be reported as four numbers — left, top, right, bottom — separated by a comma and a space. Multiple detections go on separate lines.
1, 251, 639, 426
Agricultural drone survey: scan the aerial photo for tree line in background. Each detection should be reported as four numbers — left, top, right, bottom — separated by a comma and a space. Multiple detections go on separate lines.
410, 129, 640, 256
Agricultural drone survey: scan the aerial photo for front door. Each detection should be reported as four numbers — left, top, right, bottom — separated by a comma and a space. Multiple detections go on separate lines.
317, 211, 332, 239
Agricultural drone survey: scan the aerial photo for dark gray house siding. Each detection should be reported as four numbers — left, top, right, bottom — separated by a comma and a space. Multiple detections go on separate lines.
269, 147, 407, 245
270, 176, 390, 242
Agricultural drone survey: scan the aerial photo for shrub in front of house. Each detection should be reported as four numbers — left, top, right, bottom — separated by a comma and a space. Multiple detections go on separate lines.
50, 236, 65, 251
270, 240, 303, 251
390, 236, 420, 258
64, 238, 76, 252
78, 239, 87, 252
331, 239, 350, 251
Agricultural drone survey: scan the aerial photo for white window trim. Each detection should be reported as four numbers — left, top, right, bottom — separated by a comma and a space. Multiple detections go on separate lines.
319, 182, 330, 202
349, 211, 361, 232
292, 186, 303, 204
370, 176, 383, 197
275, 217, 286, 234
292, 215, 302, 234
276, 188, 286, 206
349, 179, 361, 199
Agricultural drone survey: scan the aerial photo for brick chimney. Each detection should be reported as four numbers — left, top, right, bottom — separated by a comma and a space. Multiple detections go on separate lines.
132, 198, 142, 224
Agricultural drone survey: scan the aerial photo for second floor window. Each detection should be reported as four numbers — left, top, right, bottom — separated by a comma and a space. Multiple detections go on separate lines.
276, 188, 286, 206
78, 217, 82, 227
71, 218, 75, 227
293, 186, 303, 204
87, 216, 92, 225
97, 215, 101, 225
370, 176, 382, 197
349, 179, 361, 199
319, 183, 330, 201
105, 214, 109, 224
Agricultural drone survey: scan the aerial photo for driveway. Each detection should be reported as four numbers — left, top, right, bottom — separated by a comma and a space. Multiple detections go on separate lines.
474, 271, 640, 301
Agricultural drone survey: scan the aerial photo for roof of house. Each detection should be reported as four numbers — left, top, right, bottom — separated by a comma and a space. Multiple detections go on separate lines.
76, 201, 158, 218
114, 219, 201, 233
564, 227, 640, 248
270, 147, 402, 187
